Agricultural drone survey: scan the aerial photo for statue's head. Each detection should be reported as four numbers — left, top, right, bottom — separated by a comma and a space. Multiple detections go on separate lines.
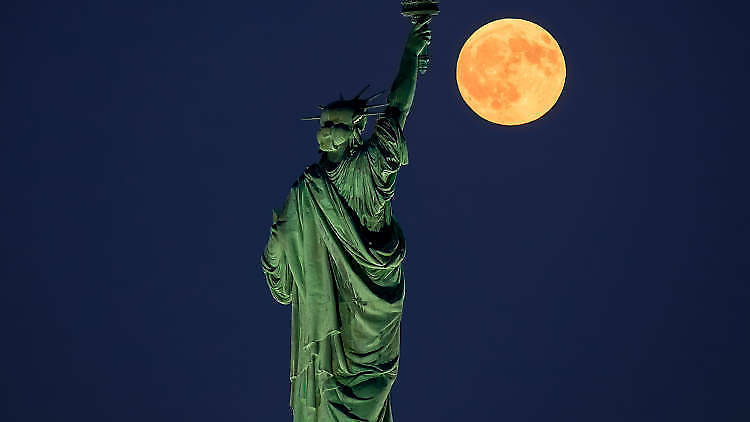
302, 86, 387, 154
316, 100, 367, 153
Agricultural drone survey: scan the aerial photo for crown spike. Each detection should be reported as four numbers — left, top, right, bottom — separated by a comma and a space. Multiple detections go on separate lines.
365, 90, 386, 102
364, 103, 387, 109
354, 84, 370, 99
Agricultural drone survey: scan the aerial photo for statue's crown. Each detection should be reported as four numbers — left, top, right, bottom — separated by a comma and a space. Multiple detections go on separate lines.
301, 85, 387, 124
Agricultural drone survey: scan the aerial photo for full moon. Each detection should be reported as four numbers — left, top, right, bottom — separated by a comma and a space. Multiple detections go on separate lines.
456, 19, 566, 126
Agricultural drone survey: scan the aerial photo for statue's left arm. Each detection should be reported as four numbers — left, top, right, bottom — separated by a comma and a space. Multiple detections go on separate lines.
386, 18, 432, 129
261, 201, 294, 305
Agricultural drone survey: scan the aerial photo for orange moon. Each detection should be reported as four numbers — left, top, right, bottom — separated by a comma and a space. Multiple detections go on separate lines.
456, 19, 566, 126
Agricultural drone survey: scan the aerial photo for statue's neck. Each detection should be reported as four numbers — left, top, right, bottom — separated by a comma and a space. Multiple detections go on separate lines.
324, 146, 347, 164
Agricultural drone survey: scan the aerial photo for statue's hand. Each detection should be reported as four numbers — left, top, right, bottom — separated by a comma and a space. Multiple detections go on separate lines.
405, 18, 432, 56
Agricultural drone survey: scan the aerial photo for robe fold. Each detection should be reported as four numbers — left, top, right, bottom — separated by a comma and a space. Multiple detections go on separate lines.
262, 116, 408, 422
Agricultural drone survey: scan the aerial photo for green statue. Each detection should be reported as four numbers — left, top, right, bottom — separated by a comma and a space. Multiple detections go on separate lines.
261, 18, 432, 422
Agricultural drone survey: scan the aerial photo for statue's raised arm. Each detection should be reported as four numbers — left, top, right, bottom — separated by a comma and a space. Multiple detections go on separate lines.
387, 18, 432, 129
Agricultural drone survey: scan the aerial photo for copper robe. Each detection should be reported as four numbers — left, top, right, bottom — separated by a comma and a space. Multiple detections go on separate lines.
262, 116, 408, 421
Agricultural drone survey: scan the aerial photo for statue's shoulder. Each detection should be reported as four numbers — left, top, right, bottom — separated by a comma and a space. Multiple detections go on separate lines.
296, 163, 325, 185
304, 162, 324, 177
365, 114, 403, 146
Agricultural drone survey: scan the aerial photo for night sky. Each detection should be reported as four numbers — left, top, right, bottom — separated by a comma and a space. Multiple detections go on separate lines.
3, 1, 749, 421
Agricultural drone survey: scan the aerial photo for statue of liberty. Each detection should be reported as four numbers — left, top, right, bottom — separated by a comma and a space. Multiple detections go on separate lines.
261, 18, 432, 422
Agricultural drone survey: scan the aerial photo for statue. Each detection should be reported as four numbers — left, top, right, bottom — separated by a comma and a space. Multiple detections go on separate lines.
261, 16, 432, 422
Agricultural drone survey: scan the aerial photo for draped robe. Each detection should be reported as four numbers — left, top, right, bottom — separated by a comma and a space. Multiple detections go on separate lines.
262, 115, 408, 421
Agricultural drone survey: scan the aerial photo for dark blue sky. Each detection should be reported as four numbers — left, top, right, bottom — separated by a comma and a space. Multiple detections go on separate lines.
3, 1, 749, 421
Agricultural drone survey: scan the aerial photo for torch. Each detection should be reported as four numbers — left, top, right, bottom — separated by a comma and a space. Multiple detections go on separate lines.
401, 0, 440, 74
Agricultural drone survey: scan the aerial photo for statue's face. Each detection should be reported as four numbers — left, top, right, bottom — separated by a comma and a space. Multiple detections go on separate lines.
317, 108, 356, 152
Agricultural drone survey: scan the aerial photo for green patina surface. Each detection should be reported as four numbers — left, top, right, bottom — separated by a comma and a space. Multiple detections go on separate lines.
262, 19, 431, 422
